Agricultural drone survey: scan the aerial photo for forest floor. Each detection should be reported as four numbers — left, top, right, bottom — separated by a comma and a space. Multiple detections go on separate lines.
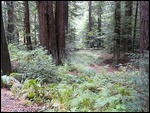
1, 88, 43, 112
0, 50, 138, 112
68, 50, 130, 76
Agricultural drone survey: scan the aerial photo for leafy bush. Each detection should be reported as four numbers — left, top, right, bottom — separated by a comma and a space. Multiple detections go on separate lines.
126, 51, 149, 112
1, 75, 21, 88
8, 44, 60, 84
39, 69, 142, 112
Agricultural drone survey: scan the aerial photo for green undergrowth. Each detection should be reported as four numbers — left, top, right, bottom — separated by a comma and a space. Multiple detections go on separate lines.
66, 49, 104, 66
3, 44, 148, 112
8, 44, 60, 84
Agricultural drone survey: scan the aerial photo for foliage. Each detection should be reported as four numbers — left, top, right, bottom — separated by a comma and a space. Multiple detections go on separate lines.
125, 51, 149, 112
10, 73, 24, 82
8, 44, 60, 84
7, 44, 149, 112
66, 1, 83, 49
1, 75, 10, 88
1, 75, 21, 88
12, 79, 53, 103
40, 69, 142, 112
66, 49, 103, 66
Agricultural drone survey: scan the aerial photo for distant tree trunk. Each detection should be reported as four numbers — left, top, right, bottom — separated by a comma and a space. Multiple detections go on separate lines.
4, 1, 7, 31
64, 1, 68, 34
97, 5, 102, 47
24, 1, 32, 50
98, 6, 101, 35
132, 1, 138, 51
55, 1, 66, 65
48, 1, 58, 63
140, 1, 149, 53
88, 1, 92, 32
23, 32, 26, 44
124, 1, 133, 52
113, 1, 121, 65
16, 31, 19, 44
34, 13, 37, 45
6, 1, 15, 43
1, 5, 12, 75
87, 1, 92, 48
37, 1, 50, 51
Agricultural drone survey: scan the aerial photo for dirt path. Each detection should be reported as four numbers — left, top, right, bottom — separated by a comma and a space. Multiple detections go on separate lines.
1, 88, 41, 112
86, 64, 118, 73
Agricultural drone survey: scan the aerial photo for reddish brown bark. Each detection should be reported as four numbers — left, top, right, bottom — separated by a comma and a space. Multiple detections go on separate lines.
47, 1, 58, 62
37, 1, 49, 51
140, 1, 149, 53
64, 1, 68, 34
113, 1, 121, 65
124, 1, 133, 52
6, 1, 15, 43
24, 1, 32, 50
37, 1, 58, 63
98, 6, 101, 34
1, 4, 12, 75
55, 1, 66, 65
88, 1, 92, 32
132, 1, 138, 51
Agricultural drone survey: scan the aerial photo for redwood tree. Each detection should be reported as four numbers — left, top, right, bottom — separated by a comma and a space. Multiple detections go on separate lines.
55, 1, 66, 65
88, 1, 92, 32
37, 1, 50, 51
113, 1, 121, 65
87, 1, 92, 48
140, 1, 149, 53
6, 1, 15, 43
37, 1, 58, 63
48, 1, 58, 63
132, 1, 139, 51
97, 4, 102, 47
64, 1, 68, 34
98, 6, 101, 35
124, 1, 133, 52
24, 1, 32, 50
1, 3, 12, 75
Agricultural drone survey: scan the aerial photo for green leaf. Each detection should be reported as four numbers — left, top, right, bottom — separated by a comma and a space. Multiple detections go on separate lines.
95, 98, 107, 107
70, 107, 77, 112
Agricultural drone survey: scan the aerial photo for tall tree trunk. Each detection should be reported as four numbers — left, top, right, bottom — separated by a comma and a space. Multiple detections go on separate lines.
23, 32, 26, 44
48, 1, 58, 63
55, 1, 66, 65
1, 4, 12, 75
34, 13, 37, 45
6, 1, 15, 43
4, 1, 7, 32
132, 1, 138, 51
64, 1, 68, 34
140, 1, 149, 53
16, 31, 19, 45
37, 1, 50, 51
24, 1, 32, 50
37, 1, 58, 63
98, 6, 101, 34
124, 1, 133, 52
97, 5, 102, 47
113, 1, 121, 65
87, 1, 92, 48
13, 5, 19, 45
88, 1, 92, 32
